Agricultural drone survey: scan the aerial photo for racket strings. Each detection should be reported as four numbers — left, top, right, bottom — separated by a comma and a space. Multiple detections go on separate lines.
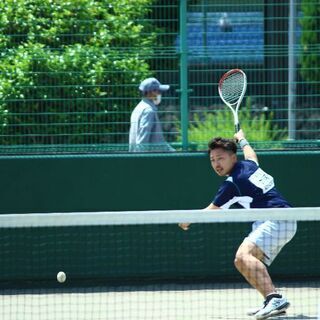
221, 73, 245, 104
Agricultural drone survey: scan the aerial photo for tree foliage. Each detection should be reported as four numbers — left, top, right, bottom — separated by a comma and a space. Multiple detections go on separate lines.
0, 0, 154, 145
300, 0, 320, 90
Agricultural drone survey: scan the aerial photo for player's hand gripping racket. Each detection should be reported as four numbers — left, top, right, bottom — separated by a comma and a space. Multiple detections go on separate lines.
218, 69, 247, 133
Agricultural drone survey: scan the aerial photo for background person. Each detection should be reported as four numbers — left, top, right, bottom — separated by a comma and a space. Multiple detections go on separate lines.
129, 77, 175, 152
219, 12, 233, 32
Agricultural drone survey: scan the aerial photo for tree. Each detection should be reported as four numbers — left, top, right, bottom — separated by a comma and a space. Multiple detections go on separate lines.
300, 0, 320, 91
0, 0, 155, 146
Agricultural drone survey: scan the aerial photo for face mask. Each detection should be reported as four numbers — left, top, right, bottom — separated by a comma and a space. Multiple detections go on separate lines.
153, 94, 162, 105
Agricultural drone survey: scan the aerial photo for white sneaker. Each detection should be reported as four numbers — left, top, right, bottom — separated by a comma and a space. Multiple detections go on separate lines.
247, 306, 263, 316
255, 297, 290, 320
248, 307, 286, 317
248, 304, 287, 317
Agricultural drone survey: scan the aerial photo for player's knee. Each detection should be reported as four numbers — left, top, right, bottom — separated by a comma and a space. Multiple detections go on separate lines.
234, 252, 247, 271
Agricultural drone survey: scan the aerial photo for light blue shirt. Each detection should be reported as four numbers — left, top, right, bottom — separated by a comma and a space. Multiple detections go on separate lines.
129, 98, 175, 152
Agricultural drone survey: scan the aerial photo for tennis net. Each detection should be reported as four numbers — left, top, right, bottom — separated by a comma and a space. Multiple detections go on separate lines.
0, 207, 319, 320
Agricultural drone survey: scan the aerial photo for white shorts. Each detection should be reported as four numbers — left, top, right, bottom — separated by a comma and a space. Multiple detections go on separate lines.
245, 220, 297, 266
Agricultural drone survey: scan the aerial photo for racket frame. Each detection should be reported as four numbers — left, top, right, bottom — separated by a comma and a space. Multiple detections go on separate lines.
218, 68, 247, 133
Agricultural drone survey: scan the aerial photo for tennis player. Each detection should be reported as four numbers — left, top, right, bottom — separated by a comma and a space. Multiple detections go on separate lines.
180, 129, 297, 320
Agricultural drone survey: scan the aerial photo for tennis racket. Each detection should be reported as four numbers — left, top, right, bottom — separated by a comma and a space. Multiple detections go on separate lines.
218, 69, 247, 133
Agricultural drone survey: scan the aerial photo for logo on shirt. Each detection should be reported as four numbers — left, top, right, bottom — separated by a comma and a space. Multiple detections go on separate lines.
249, 168, 275, 193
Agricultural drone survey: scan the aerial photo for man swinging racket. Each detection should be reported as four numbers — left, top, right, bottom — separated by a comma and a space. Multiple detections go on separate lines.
180, 129, 297, 319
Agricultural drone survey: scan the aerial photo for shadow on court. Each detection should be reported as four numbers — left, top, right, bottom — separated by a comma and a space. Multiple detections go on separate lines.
280, 316, 318, 320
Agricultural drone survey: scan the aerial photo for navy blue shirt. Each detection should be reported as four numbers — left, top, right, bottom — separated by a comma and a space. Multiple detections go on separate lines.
213, 160, 291, 209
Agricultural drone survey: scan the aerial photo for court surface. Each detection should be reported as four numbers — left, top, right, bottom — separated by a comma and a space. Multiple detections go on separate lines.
0, 281, 319, 320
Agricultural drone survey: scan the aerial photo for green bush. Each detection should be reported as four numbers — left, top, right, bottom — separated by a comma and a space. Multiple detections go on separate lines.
184, 109, 287, 150
0, 0, 154, 145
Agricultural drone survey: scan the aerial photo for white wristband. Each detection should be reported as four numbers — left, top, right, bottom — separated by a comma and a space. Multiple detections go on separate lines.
239, 139, 249, 149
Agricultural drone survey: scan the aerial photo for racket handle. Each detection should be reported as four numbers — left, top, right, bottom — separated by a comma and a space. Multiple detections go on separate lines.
235, 123, 241, 133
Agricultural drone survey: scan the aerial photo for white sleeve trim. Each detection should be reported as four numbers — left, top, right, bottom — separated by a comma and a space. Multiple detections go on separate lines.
220, 196, 253, 209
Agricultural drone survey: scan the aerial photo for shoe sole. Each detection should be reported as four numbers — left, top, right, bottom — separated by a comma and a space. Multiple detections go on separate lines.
255, 302, 290, 320
248, 308, 262, 316
250, 310, 286, 317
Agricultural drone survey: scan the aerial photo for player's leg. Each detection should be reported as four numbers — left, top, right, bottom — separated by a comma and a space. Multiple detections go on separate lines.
234, 240, 288, 319
234, 239, 275, 297
240, 220, 297, 319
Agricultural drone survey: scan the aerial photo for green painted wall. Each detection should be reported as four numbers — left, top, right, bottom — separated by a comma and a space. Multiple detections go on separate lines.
0, 151, 319, 214
0, 152, 319, 286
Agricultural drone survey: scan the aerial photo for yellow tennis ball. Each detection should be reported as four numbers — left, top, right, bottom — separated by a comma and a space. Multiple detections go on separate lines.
57, 271, 66, 283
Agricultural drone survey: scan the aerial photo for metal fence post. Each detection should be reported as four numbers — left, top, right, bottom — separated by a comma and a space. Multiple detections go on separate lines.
179, 0, 189, 151
288, 0, 297, 140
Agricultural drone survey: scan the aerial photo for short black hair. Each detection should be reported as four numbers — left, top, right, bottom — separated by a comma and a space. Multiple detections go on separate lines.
207, 137, 237, 154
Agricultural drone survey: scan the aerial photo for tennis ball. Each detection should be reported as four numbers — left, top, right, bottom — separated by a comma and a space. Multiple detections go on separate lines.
57, 271, 66, 283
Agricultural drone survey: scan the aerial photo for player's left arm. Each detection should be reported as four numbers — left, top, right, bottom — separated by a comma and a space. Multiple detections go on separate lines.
234, 129, 258, 164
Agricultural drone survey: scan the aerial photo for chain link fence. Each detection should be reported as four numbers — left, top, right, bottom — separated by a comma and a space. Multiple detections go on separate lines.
0, 0, 319, 154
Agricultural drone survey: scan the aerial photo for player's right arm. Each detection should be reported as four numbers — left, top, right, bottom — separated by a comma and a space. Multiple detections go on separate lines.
234, 129, 258, 164
179, 204, 220, 231
204, 203, 220, 210
179, 180, 239, 231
